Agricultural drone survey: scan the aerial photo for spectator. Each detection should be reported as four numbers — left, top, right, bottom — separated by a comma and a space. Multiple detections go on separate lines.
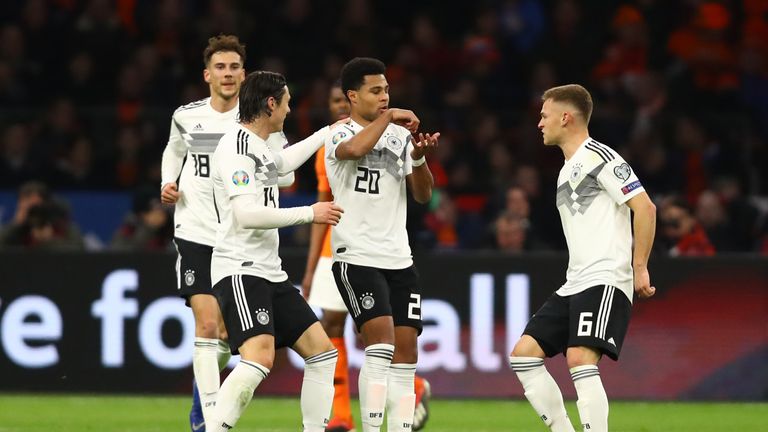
0, 181, 84, 250
659, 195, 715, 256
111, 187, 173, 251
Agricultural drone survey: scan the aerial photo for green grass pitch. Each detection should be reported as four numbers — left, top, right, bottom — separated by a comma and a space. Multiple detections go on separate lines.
0, 394, 765, 431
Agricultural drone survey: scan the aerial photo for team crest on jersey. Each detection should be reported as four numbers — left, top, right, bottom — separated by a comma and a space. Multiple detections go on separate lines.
255, 308, 270, 325
386, 135, 402, 151
332, 131, 347, 144
614, 163, 632, 182
570, 163, 583, 181
361, 292, 375, 310
232, 170, 250, 186
184, 270, 195, 286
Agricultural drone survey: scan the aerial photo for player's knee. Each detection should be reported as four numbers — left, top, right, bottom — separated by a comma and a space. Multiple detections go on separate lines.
196, 318, 219, 338
566, 346, 600, 369
321, 319, 344, 338
511, 335, 547, 358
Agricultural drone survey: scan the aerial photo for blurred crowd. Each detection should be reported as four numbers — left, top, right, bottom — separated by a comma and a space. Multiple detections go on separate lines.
1, 0, 767, 255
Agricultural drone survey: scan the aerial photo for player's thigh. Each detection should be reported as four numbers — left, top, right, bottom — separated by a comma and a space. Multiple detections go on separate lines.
511, 334, 547, 358
522, 293, 570, 358
567, 284, 632, 361
332, 261, 392, 332
189, 293, 221, 336
174, 238, 213, 304
272, 280, 321, 350
292, 321, 334, 359
386, 265, 423, 335
213, 274, 276, 355
308, 256, 348, 313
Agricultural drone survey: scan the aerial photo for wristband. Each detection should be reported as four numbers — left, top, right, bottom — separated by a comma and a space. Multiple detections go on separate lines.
412, 156, 426, 167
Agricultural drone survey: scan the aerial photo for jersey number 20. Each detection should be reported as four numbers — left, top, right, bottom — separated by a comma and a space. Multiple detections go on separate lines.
354, 167, 381, 194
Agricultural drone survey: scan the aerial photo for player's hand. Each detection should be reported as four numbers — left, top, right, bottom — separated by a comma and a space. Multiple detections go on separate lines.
161, 182, 180, 204
411, 132, 440, 160
301, 273, 313, 300
311, 202, 344, 225
634, 266, 656, 299
389, 109, 420, 133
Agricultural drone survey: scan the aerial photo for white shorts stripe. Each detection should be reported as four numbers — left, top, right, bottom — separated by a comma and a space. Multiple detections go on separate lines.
600, 286, 615, 339
232, 276, 248, 331
174, 250, 181, 291
237, 275, 254, 330
340, 262, 360, 317
595, 285, 609, 339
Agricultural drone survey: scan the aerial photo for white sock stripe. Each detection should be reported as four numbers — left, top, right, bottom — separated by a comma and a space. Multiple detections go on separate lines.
390, 364, 417, 371
305, 349, 339, 364
232, 276, 248, 331
365, 348, 395, 356
194, 341, 219, 347
238, 275, 254, 329
340, 262, 360, 316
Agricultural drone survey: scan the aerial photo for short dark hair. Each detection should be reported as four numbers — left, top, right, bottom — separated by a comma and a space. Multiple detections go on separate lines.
203, 34, 246, 67
542, 84, 593, 124
238, 71, 287, 123
341, 57, 386, 99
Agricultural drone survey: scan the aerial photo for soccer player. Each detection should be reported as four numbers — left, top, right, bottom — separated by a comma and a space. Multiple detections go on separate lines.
508, 84, 657, 432
303, 82, 432, 432
209, 70, 342, 432
160, 35, 294, 430
323, 57, 439, 432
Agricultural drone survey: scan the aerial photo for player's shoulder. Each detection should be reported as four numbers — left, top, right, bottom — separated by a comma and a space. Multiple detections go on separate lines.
583, 138, 621, 164
388, 123, 412, 138
173, 97, 211, 116
215, 126, 247, 155
328, 121, 357, 146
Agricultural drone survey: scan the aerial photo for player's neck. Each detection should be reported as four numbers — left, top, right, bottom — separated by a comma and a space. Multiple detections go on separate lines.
241, 120, 272, 141
210, 94, 237, 113
559, 130, 590, 160
350, 112, 371, 127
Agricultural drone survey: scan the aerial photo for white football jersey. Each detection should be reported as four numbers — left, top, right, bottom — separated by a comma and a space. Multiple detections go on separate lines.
555, 138, 645, 302
162, 98, 288, 246
210, 125, 287, 285
324, 120, 414, 269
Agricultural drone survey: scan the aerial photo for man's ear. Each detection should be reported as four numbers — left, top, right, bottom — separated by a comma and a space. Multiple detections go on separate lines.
203, 68, 211, 84
347, 90, 357, 104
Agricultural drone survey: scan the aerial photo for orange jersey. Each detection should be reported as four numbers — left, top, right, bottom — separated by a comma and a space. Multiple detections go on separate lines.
315, 146, 333, 258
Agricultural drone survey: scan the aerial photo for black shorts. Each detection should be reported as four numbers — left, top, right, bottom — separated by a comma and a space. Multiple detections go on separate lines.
331, 262, 423, 334
524, 285, 631, 361
213, 274, 319, 355
174, 237, 213, 305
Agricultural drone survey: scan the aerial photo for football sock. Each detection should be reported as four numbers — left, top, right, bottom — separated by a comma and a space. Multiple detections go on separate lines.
217, 339, 232, 371
386, 363, 416, 432
301, 349, 338, 432
359, 343, 394, 432
193, 337, 221, 425
571, 365, 608, 432
210, 360, 269, 432
510, 356, 574, 432
330, 337, 354, 424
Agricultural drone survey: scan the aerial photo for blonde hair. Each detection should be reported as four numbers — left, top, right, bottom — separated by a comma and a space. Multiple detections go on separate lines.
542, 84, 593, 124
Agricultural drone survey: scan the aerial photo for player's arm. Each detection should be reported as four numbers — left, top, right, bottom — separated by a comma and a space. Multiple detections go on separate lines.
232, 195, 342, 229
335, 109, 420, 160
406, 132, 440, 204
160, 116, 186, 204
272, 127, 329, 175
266, 132, 295, 187
626, 192, 657, 299
302, 189, 333, 297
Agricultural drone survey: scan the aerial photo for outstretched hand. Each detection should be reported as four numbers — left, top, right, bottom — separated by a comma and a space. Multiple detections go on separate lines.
311, 201, 344, 225
411, 132, 440, 160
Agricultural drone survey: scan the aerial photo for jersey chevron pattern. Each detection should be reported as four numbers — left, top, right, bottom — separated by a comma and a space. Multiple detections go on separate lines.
555, 138, 645, 302
324, 120, 415, 269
